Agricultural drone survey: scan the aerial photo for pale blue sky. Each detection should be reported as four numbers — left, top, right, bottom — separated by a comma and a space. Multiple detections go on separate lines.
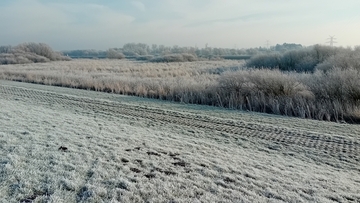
0, 0, 359, 50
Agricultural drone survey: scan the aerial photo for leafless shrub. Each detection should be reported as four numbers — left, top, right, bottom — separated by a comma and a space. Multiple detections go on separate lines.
106, 49, 125, 59
248, 69, 313, 98
246, 53, 281, 69
315, 50, 360, 72
299, 67, 360, 121
217, 69, 314, 117
150, 53, 197, 63
0, 54, 18, 64
0, 46, 12, 53
0, 42, 70, 65
246, 45, 359, 73
15, 42, 70, 61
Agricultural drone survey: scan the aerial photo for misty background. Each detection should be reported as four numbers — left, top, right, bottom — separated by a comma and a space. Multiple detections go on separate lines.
0, 0, 359, 50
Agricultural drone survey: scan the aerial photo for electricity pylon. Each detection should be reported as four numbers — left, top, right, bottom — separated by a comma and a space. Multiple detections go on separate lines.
265, 40, 270, 49
327, 36, 337, 47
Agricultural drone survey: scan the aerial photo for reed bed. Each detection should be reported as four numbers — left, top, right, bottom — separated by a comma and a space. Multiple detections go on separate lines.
1, 59, 359, 123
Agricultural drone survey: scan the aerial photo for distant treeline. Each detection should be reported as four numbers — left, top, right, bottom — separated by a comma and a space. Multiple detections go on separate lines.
62, 43, 303, 61
0, 43, 70, 65
0, 42, 304, 64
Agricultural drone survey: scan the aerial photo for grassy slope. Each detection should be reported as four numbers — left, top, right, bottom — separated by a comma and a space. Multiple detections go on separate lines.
0, 80, 359, 202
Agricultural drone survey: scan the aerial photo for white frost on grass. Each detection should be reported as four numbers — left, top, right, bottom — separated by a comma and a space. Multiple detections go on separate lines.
0, 81, 360, 202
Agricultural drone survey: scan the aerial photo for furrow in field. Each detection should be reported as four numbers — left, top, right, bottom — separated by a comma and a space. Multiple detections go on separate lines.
1, 84, 359, 161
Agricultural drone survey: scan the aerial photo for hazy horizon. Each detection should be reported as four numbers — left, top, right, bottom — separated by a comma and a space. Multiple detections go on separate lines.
1, 0, 359, 51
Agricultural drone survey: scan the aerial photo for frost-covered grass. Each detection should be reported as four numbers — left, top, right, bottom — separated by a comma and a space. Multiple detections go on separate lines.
1, 59, 360, 122
0, 59, 242, 100
0, 80, 359, 202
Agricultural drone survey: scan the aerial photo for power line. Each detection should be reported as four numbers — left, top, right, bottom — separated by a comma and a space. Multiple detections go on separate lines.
326, 36, 337, 47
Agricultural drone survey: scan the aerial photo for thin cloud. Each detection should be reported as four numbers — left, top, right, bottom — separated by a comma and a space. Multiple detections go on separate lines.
131, 1, 145, 11
0, 0, 359, 49
0, 0, 135, 49
184, 13, 271, 27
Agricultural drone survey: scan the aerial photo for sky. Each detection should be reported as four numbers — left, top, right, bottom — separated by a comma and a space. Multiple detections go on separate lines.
0, 0, 359, 50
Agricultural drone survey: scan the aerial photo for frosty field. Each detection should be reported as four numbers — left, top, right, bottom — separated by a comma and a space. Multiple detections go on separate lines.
0, 80, 360, 203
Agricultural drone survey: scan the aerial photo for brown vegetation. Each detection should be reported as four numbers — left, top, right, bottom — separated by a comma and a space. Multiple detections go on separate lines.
1, 57, 360, 123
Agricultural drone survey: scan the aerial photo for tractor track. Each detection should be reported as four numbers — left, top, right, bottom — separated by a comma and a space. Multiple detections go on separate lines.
1, 84, 359, 161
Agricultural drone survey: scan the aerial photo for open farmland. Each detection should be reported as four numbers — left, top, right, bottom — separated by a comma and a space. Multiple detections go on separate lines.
0, 80, 360, 202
